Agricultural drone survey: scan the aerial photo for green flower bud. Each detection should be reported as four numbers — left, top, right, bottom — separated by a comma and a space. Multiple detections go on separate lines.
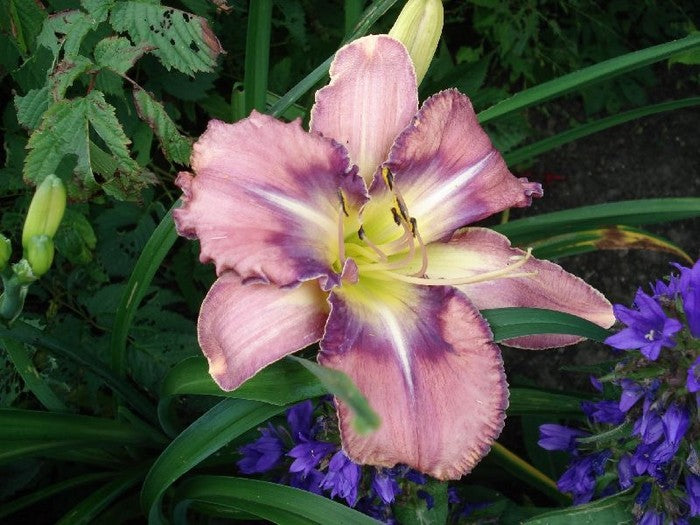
24, 235, 55, 278
0, 235, 10, 271
22, 175, 67, 249
12, 258, 37, 284
389, 0, 444, 85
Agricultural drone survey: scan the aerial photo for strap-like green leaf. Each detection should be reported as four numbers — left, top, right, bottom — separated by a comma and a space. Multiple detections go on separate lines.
141, 399, 287, 525
161, 355, 325, 404
287, 356, 380, 435
1, 336, 67, 412
493, 198, 700, 246
270, 0, 399, 117
0, 409, 160, 446
529, 225, 692, 262
478, 33, 700, 123
523, 491, 633, 524
0, 320, 156, 421
175, 476, 380, 525
508, 388, 586, 416
110, 203, 178, 376
505, 97, 700, 163
243, 0, 272, 114
481, 308, 611, 342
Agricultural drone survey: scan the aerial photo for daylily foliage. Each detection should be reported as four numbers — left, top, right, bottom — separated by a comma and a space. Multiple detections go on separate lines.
175, 35, 614, 479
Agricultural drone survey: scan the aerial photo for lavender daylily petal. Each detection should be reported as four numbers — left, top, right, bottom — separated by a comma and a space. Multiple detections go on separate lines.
310, 35, 418, 184
197, 273, 327, 391
319, 284, 507, 480
415, 228, 614, 348
367, 89, 542, 244
175, 113, 367, 289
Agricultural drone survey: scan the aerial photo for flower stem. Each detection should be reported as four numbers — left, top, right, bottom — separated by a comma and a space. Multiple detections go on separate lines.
490, 441, 571, 505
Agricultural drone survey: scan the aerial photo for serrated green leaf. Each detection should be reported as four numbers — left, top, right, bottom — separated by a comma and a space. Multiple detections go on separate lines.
14, 87, 50, 130
6, 0, 47, 56
24, 90, 148, 200
109, 2, 223, 76
132, 87, 192, 164
12, 46, 53, 92
81, 0, 115, 20
50, 56, 94, 99
94, 36, 152, 76
38, 9, 101, 60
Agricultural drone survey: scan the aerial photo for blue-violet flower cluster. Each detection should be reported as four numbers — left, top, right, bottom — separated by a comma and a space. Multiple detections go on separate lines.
539, 260, 700, 524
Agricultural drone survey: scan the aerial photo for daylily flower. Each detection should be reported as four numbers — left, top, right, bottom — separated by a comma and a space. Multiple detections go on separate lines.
174, 35, 614, 479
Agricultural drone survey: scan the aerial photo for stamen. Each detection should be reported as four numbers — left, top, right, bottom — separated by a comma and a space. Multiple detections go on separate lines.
412, 221, 429, 277
358, 226, 388, 261
388, 248, 536, 287
337, 205, 346, 265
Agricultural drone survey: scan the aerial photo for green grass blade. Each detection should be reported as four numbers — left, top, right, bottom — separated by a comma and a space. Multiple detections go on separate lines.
269, 0, 399, 117
505, 97, 700, 164
56, 467, 146, 525
523, 491, 633, 524
0, 472, 113, 520
110, 202, 178, 377
141, 398, 287, 525
1, 336, 67, 412
508, 388, 587, 416
481, 308, 611, 343
161, 355, 325, 404
243, 0, 272, 114
489, 442, 570, 505
0, 409, 160, 447
478, 33, 700, 124
176, 476, 381, 525
287, 355, 380, 435
0, 321, 155, 420
344, 0, 364, 35
0, 440, 88, 463
492, 198, 700, 246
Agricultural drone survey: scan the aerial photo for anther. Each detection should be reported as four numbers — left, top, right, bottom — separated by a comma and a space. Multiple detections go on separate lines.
358, 226, 388, 261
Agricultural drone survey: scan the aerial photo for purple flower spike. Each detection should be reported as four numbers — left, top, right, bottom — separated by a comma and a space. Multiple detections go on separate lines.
633, 397, 664, 445
538, 424, 588, 452
290, 469, 325, 495
321, 451, 362, 507
288, 438, 336, 476
650, 403, 690, 464
687, 356, 700, 393
605, 289, 682, 360
237, 426, 284, 474
687, 474, 700, 516
639, 510, 664, 525
557, 451, 611, 504
678, 260, 700, 337
619, 379, 644, 412
618, 454, 634, 489
581, 400, 625, 425
371, 469, 401, 504
286, 400, 314, 442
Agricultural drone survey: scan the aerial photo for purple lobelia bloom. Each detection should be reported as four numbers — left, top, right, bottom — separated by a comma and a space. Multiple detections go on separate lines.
174, 34, 614, 479
287, 400, 314, 442
605, 289, 682, 360
618, 454, 634, 489
619, 379, 645, 412
538, 424, 588, 452
237, 426, 284, 474
289, 468, 325, 495
288, 438, 337, 477
688, 356, 700, 393
371, 468, 401, 504
650, 403, 690, 464
581, 400, 626, 425
639, 510, 664, 525
321, 451, 362, 506
557, 451, 611, 504
677, 260, 700, 337
687, 474, 700, 516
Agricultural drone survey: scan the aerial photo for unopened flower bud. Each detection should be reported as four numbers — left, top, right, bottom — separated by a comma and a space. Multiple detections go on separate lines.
24, 235, 54, 278
12, 258, 37, 284
22, 175, 66, 249
389, 0, 444, 85
0, 235, 10, 271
